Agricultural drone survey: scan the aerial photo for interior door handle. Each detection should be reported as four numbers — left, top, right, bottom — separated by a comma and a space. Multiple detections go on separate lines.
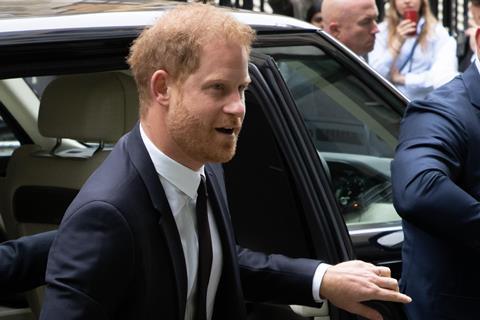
374, 230, 404, 249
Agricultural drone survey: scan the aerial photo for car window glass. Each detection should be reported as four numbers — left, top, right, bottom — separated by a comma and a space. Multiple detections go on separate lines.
0, 117, 19, 157
24, 76, 57, 98
254, 45, 401, 229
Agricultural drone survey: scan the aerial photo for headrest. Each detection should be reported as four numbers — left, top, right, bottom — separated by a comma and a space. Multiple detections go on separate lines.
38, 72, 139, 143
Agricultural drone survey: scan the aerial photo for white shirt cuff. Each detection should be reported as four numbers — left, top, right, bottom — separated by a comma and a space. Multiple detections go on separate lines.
312, 263, 331, 303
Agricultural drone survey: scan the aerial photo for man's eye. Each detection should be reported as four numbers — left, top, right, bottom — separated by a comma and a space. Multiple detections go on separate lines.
360, 19, 374, 26
212, 84, 224, 90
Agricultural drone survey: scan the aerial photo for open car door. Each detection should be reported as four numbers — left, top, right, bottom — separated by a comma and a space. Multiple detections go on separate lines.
223, 36, 407, 319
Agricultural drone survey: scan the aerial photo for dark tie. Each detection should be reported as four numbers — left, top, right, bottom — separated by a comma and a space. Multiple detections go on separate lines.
195, 177, 212, 320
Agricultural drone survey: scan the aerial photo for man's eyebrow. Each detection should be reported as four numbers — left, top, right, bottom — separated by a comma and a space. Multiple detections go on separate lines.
360, 14, 377, 21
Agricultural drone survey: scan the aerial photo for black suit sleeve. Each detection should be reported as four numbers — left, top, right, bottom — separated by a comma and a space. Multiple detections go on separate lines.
0, 231, 55, 294
208, 163, 322, 307
237, 246, 321, 307
40, 201, 134, 320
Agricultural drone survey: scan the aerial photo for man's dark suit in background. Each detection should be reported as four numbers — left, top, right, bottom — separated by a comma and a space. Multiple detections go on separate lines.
392, 61, 480, 319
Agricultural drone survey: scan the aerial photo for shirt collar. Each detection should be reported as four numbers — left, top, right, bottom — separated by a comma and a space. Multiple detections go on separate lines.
139, 123, 204, 200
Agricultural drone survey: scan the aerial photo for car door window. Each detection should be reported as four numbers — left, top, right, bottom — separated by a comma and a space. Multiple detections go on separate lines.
0, 117, 19, 157
24, 76, 56, 98
255, 45, 401, 229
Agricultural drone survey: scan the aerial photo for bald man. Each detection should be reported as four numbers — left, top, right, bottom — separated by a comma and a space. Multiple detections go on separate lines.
322, 0, 379, 56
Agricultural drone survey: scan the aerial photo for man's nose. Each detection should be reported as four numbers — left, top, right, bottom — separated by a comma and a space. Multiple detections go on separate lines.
224, 93, 246, 117
371, 20, 379, 34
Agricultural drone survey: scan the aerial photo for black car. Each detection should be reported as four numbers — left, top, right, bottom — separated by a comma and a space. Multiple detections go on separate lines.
0, 1, 407, 319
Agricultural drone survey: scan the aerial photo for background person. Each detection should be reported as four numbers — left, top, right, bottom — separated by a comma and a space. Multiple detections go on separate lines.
458, 0, 480, 71
321, 0, 379, 57
306, 0, 323, 27
35, 4, 410, 320
368, 0, 457, 100
391, 25, 480, 320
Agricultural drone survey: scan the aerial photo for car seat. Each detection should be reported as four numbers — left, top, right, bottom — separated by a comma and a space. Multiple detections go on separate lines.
0, 71, 139, 318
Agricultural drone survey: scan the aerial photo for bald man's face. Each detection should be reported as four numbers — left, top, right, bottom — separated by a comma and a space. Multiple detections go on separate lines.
328, 0, 379, 55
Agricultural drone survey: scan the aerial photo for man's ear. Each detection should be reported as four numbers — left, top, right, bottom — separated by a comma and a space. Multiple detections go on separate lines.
329, 22, 340, 38
150, 70, 171, 106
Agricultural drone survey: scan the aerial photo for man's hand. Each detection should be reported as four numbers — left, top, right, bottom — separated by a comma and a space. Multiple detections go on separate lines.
320, 260, 411, 320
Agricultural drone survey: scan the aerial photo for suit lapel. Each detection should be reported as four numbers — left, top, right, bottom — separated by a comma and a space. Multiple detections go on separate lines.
205, 164, 246, 320
125, 123, 187, 320
205, 164, 237, 260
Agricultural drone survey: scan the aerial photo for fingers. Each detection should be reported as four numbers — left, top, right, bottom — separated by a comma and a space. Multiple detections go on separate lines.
396, 20, 416, 38
468, 19, 477, 28
371, 288, 412, 304
376, 266, 391, 278
373, 275, 399, 292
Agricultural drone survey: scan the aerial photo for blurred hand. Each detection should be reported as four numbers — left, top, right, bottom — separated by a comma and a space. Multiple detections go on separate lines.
396, 19, 417, 41
390, 67, 405, 85
468, 18, 478, 29
320, 260, 411, 320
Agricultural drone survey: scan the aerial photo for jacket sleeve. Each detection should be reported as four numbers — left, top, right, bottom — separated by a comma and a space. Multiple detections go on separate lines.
391, 93, 480, 250
40, 201, 134, 320
237, 246, 321, 307
0, 231, 55, 294
208, 163, 323, 307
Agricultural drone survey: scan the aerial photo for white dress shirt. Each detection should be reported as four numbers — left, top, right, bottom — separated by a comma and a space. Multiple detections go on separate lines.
369, 18, 458, 100
140, 125, 223, 320
140, 124, 327, 315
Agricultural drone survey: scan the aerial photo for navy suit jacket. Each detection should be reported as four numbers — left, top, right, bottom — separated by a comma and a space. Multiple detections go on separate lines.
35, 124, 320, 320
0, 231, 54, 295
392, 63, 480, 319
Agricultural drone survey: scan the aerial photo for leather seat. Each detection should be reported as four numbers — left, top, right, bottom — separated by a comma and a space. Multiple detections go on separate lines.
0, 71, 139, 317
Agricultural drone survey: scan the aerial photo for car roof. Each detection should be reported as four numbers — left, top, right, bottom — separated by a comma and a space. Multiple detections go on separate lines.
0, 0, 315, 34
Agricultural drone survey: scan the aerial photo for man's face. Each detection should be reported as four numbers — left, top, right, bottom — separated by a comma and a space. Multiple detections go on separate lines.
336, 0, 379, 55
166, 40, 250, 168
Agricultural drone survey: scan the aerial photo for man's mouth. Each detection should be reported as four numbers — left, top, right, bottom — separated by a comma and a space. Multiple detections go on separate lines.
215, 127, 235, 135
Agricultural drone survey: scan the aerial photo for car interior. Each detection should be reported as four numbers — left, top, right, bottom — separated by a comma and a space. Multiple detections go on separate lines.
0, 69, 335, 319
0, 71, 139, 318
